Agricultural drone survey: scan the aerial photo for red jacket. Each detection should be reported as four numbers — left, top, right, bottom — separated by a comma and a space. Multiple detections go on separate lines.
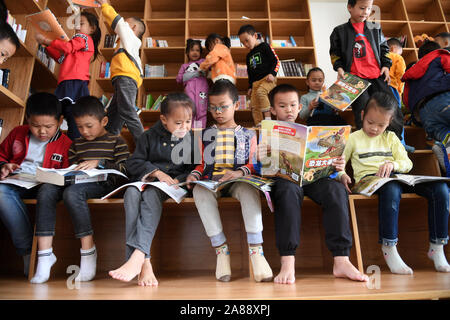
0, 126, 72, 169
46, 33, 94, 84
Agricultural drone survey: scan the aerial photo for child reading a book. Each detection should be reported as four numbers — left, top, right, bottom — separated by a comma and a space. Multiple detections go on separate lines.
258, 84, 368, 284
329, 0, 395, 129
98, 0, 146, 144
185, 80, 273, 282
299, 67, 347, 126
177, 39, 209, 128
108, 93, 196, 286
0, 21, 20, 65
238, 24, 280, 126
0, 93, 72, 277
36, 11, 101, 140
30, 96, 129, 284
199, 33, 236, 85
339, 92, 450, 274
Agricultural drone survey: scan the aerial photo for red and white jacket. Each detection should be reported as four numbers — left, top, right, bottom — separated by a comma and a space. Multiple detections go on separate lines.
0, 125, 72, 169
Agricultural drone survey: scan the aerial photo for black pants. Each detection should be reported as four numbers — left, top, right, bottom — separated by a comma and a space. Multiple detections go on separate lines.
271, 177, 353, 257
351, 76, 394, 129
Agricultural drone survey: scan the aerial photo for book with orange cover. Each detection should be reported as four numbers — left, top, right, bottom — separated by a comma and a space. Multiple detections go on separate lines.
26, 9, 69, 42
71, 0, 101, 7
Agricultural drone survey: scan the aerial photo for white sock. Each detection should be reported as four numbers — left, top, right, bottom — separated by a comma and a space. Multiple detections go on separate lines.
382, 245, 413, 275
428, 243, 450, 272
76, 245, 97, 282
30, 248, 57, 284
23, 254, 30, 277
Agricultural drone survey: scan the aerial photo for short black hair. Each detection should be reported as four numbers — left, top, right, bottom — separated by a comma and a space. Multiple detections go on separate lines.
205, 33, 230, 51
306, 67, 325, 79
131, 17, 146, 40
387, 38, 403, 48
418, 40, 441, 59
209, 80, 239, 104
25, 92, 62, 120
0, 22, 21, 50
347, 0, 358, 7
435, 32, 450, 40
238, 24, 256, 36
72, 96, 106, 121
269, 84, 300, 107
160, 92, 194, 117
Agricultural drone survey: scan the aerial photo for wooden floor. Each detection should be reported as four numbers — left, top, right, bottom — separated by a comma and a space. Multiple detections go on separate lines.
1, 269, 449, 300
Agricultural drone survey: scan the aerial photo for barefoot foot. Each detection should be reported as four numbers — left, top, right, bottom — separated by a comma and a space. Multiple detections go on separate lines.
274, 256, 296, 284
333, 256, 369, 282
109, 250, 145, 282
138, 259, 159, 286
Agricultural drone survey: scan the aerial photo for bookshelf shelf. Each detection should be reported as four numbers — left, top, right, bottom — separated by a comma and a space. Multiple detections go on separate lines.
188, 0, 227, 19
0, 86, 26, 109
4, 0, 43, 14
228, 0, 269, 19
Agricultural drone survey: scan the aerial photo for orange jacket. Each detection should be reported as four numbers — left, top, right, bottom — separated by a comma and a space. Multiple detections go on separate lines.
388, 52, 406, 95
200, 44, 236, 84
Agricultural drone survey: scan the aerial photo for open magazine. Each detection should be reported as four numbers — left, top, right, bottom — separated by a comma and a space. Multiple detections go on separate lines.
319, 73, 371, 112
260, 120, 351, 186
102, 181, 188, 204
352, 174, 450, 197
177, 175, 275, 212
0, 172, 40, 189
36, 165, 127, 186
26, 9, 69, 42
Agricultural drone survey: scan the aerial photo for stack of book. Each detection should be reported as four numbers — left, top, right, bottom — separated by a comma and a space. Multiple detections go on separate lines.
230, 36, 243, 47
5, 11, 27, 42
104, 34, 117, 48
145, 94, 166, 111
0, 69, 11, 89
146, 38, 169, 48
238, 95, 250, 110
235, 64, 248, 77
277, 59, 306, 77
144, 64, 167, 78
36, 45, 56, 73
99, 62, 111, 78
271, 36, 297, 48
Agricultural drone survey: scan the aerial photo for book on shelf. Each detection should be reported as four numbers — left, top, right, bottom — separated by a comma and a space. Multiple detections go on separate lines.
177, 175, 275, 212
144, 64, 168, 78
104, 34, 117, 48
150, 95, 166, 111
145, 94, 155, 110
146, 38, 169, 48
238, 95, 250, 110
37, 45, 56, 73
319, 73, 371, 112
352, 174, 450, 197
271, 39, 295, 48
71, 0, 101, 7
230, 35, 242, 47
26, 9, 69, 42
0, 119, 3, 138
259, 120, 351, 186
6, 11, 27, 43
99, 62, 110, 78
0, 69, 10, 89
235, 64, 248, 77
102, 181, 188, 204
277, 59, 305, 77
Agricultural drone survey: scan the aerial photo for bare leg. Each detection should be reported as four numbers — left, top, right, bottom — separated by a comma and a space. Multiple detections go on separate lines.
274, 255, 296, 284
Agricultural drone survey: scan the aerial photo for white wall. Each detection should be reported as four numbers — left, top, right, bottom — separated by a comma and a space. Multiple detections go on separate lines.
309, 0, 349, 87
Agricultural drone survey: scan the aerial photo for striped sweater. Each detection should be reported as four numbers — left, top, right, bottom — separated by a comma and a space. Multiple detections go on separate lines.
68, 132, 130, 187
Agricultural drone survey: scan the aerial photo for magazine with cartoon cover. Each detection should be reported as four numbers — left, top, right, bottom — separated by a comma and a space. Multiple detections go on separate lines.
259, 120, 351, 186
26, 9, 69, 42
319, 73, 371, 112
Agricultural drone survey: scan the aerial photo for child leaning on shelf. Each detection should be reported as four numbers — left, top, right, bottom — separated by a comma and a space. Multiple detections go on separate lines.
109, 93, 197, 286
258, 84, 368, 284
329, 0, 395, 129
238, 24, 280, 126
185, 80, 273, 283
177, 39, 209, 129
199, 33, 236, 85
0, 93, 72, 277
0, 20, 20, 65
299, 67, 347, 126
36, 11, 101, 140
30, 96, 129, 284
338, 92, 450, 274
98, 0, 146, 144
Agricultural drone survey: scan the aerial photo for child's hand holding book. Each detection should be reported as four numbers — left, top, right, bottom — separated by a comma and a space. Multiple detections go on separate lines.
218, 170, 244, 183
74, 160, 100, 170
376, 161, 394, 178
0, 163, 20, 180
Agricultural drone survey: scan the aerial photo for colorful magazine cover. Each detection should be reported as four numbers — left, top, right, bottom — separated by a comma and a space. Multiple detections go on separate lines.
260, 120, 351, 186
26, 9, 69, 42
71, 0, 101, 7
319, 73, 371, 112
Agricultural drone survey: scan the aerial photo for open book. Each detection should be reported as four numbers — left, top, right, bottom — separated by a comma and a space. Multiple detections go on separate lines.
260, 120, 351, 186
177, 175, 275, 212
319, 73, 371, 112
26, 9, 69, 42
0, 172, 40, 189
101, 181, 188, 204
36, 165, 127, 186
352, 174, 450, 197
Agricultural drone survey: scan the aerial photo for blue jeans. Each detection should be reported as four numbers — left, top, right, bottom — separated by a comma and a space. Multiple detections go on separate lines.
376, 180, 449, 246
0, 184, 43, 255
389, 86, 407, 147
419, 91, 450, 142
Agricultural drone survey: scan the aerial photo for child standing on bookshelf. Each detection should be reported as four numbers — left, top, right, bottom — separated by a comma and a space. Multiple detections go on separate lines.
98, 0, 146, 144
177, 39, 209, 128
36, 12, 101, 140
185, 80, 273, 283
30, 96, 129, 284
339, 92, 450, 274
199, 33, 236, 85
0, 93, 72, 277
258, 84, 367, 284
0, 21, 20, 65
109, 93, 196, 286
329, 0, 396, 130
238, 24, 280, 126
299, 67, 347, 126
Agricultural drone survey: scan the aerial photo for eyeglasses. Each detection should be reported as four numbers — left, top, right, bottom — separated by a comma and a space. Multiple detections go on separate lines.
208, 104, 232, 113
